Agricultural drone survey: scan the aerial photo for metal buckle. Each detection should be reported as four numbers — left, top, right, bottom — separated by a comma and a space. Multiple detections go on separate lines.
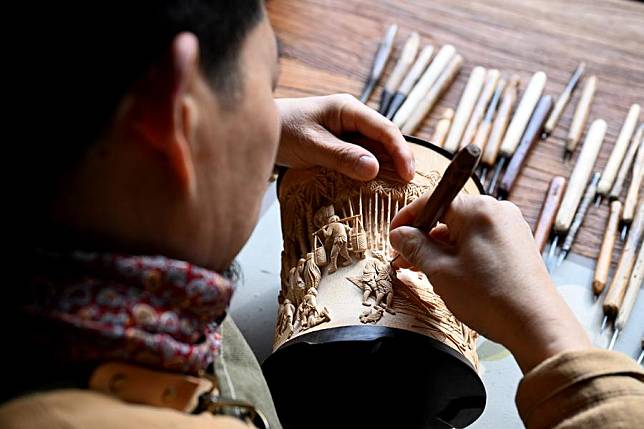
201, 395, 269, 429
194, 375, 270, 429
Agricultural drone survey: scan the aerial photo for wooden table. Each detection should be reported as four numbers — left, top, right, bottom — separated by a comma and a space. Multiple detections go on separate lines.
268, 0, 644, 262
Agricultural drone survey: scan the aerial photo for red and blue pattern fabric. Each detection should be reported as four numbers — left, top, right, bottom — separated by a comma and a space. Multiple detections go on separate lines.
27, 251, 235, 374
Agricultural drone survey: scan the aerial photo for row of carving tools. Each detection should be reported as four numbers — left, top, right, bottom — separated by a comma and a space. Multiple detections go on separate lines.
532, 98, 642, 358
359, 26, 465, 135
359, 25, 643, 362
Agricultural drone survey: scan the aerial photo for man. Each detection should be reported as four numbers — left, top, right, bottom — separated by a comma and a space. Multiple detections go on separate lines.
3, 2, 642, 429
373, 257, 394, 314
322, 215, 353, 273
297, 287, 330, 331
287, 257, 306, 304
360, 257, 379, 305
277, 299, 295, 336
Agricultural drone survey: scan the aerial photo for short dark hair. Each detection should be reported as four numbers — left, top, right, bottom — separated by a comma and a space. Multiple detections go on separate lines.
23, 0, 264, 213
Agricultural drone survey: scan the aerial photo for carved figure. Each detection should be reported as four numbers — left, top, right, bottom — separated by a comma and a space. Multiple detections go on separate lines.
322, 215, 352, 274
297, 288, 331, 330
277, 299, 296, 336
360, 307, 384, 324
360, 258, 379, 306
314, 205, 335, 229
373, 257, 395, 314
303, 252, 321, 290
288, 258, 306, 304
354, 251, 395, 314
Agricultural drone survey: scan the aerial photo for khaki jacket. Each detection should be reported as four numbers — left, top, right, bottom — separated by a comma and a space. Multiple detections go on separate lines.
1, 343, 642, 428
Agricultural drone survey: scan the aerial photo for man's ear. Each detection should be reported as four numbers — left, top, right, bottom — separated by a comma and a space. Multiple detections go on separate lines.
126, 32, 200, 195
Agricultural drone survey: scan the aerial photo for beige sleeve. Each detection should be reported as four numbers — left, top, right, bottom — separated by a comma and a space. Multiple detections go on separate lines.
516, 349, 644, 429
0, 389, 256, 429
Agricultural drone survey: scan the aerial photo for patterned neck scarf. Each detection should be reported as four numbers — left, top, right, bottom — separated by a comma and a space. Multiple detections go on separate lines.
26, 251, 235, 375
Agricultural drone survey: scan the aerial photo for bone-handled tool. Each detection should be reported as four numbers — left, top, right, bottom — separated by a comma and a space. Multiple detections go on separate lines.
621, 141, 644, 240
442, 66, 487, 154
378, 32, 420, 114
596, 104, 641, 206
392, 45, 456, 128
533, 176, 567, 254
556, 171, 601, 266
593, 200, 622, 297
542, 63, 585, 139
360, 24, 398, 104
548, 119, 606, 268
609, 123, 643, 202
488, 71, 547, 195
608, 242, 643, 350
481, 75, 519, 190
601, 203, 644, 332
565, 75, 597, 161
385, 45, 434, 120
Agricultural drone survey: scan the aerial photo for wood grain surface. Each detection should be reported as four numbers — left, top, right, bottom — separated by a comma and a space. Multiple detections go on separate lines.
267, 0, 644, 262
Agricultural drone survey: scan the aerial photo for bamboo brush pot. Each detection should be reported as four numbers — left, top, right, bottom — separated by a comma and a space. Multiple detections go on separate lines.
263, 136, 486, 429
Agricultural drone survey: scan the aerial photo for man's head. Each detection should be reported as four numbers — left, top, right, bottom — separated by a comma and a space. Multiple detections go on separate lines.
370, 250, 386, 262
28, 1, 280, 272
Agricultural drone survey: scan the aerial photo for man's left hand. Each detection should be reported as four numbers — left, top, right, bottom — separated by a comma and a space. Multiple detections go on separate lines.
275, 94, 415, 181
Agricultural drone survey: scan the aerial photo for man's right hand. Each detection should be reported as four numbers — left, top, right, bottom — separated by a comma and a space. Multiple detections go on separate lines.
389, 194, 592, 373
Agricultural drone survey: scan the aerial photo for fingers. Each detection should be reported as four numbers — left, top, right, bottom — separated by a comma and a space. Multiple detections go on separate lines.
391, 224, 451, 269
390, 193, 504, 244
390, 190, 431, 230
325, 94, 415, 181
429, 223, 451, 243
442, 195, 519, 240
306, 126, 381, 180
389, 226, 453, 276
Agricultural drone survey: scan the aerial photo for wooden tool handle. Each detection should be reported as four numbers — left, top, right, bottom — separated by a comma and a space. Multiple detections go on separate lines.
593, 200, 622, 295
623, 142, 644, 222
482, 76, 519, 166
533, 176, 567, 252
393, 45, 456, 128
460, 69, 500, 149
545, 91, 572, 136
554, 119, 606, 233
609, 124, 644, 201
604, 203, 644, 316
431, 108, 455, 148
615, 243, 644, 331
443, 66, 487, 153
359, 24, 398, 103
473, 79, 506, 152
383, 32, 420, 92
412, 144, 481, 231
483, 79, 506, 124
397, 45, 434, 95
566, 75, 597, 153
473, 121, 492, 153
543, 63, 585, 136
598, 104, 641, 195
401, 54, 463, 134
561, 172, 601, 253
499, 71, 547, 157
499, 95, 554, 197
372, 24, 398, 79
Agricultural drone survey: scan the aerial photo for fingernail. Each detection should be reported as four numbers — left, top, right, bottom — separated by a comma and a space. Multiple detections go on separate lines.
389, 229, 401, 249
408, 157, 416, 179
358, 155, 378, 172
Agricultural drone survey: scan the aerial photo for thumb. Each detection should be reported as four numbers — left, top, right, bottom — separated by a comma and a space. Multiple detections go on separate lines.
389, 226, 452, 276
311, 129, 380, 181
